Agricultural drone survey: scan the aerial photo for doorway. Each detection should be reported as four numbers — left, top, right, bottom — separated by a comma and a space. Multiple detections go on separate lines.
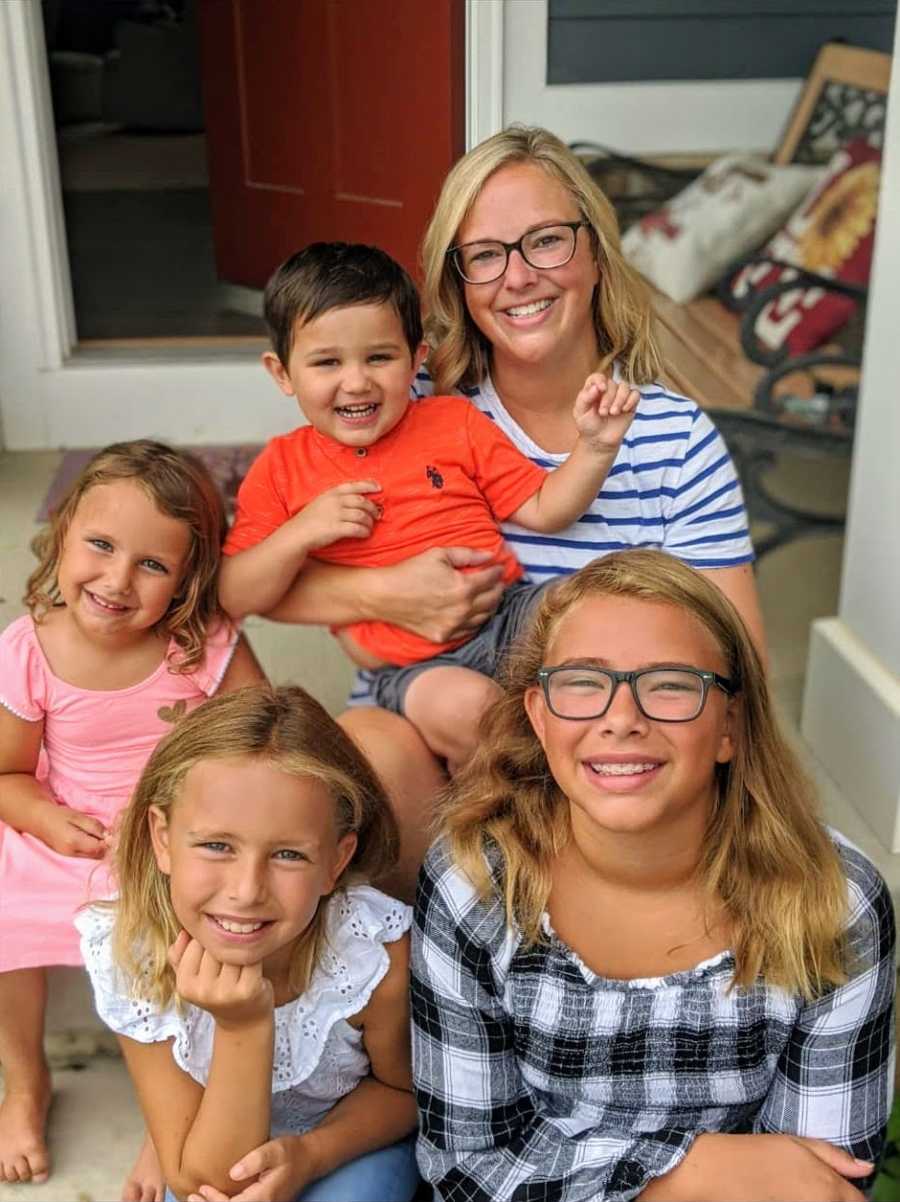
43, 0, 265, 343
0, 0, 470, 449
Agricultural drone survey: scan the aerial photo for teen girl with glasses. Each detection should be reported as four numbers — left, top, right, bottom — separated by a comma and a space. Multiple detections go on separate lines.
411, 549, 894, 1202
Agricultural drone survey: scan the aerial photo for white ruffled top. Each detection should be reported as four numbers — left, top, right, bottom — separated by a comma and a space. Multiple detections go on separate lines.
76, 886, 411, 1136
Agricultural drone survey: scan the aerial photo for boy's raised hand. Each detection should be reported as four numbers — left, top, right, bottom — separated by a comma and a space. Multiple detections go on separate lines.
573, 373, 639, 455
289, 480, 382, 552
168, 930, 274, 1030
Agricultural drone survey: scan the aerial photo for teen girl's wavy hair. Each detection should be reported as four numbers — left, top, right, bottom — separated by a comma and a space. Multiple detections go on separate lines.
421, 124, 663, 395
443, 549, 849, 999
109, 685, 399, 1008
25, 439, 226, 673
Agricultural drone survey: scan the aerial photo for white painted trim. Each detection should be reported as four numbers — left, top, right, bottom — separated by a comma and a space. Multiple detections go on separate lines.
2, 2, 75, 367
465, 0, 504, 150
502, 0, 803, 154
32, 357, 299, 447
802, 619, 900, 853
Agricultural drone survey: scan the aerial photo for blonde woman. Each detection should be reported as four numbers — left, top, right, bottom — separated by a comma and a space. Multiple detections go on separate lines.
269, 126, 765, 896
412, 550, 894, 1202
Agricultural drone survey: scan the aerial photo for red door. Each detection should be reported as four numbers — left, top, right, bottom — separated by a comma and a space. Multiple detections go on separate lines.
197, 0, 465, 289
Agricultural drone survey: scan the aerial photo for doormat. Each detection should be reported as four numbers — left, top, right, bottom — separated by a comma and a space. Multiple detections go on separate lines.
36, 444, 263, 525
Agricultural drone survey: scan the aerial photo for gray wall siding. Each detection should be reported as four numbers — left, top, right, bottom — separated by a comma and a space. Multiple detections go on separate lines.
547, 1, 896, 84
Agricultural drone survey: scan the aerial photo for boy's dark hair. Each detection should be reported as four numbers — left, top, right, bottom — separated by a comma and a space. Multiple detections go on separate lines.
263, 242, 424, 366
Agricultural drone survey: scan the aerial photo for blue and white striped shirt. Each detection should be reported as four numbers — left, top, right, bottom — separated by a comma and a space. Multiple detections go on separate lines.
348, 370, 753, 704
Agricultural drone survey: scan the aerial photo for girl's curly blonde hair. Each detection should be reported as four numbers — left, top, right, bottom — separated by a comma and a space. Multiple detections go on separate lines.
26, 439, 226, 673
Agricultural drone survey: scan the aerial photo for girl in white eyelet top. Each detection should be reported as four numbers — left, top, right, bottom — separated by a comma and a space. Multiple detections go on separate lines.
77, 686, 419, 1202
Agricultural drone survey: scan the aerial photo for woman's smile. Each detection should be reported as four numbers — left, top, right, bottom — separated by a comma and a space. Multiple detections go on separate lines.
499, 295, 558, 327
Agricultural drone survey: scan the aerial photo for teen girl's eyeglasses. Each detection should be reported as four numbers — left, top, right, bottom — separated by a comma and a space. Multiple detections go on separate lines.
535, 666, 738, 723
448, 221, 587, 284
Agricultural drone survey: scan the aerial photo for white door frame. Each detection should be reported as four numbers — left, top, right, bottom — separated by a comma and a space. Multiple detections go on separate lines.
465, 0, 504, 150
0, 1, 505, 451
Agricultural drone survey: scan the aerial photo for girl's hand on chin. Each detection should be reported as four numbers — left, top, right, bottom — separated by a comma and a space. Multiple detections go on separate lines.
167, 929, 274, 1029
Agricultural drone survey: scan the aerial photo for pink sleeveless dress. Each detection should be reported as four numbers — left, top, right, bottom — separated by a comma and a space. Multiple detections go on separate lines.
0, 614, 238, 972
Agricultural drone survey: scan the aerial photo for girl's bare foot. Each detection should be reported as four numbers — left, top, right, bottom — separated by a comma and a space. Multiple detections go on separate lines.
0, 1073, 52, 1184
121, 1132, 165, 1202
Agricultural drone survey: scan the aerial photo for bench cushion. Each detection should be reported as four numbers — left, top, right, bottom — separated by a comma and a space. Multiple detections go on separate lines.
621, 155, 822, 304
723, 139, 881, 354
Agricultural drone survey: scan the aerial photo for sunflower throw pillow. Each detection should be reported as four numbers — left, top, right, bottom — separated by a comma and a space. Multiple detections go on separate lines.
721, 139, 881, 354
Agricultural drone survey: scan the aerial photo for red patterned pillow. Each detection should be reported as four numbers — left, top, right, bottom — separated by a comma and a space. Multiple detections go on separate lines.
723, 139, 881, 354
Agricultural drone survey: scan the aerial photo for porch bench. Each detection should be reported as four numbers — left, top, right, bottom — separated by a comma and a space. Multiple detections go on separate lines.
580, 42, 891, 555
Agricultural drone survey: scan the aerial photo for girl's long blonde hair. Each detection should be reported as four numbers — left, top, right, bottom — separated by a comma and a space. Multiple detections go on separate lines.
26, 439, 225, 673
421, 124, 663, 394
110, 685, 399, 1008
444, 550, 848, 999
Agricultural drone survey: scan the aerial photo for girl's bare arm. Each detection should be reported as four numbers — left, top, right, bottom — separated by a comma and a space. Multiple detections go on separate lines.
118, 1028, 271, 1201
0, 706, 106, 855
198, 935, 417, 1201
119, 937, 275, 1200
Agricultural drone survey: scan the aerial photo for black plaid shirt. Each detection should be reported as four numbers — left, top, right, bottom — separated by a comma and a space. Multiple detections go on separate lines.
411, 832, 895, 1201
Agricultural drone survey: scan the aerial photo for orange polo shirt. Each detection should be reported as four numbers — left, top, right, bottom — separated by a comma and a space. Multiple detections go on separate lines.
224, 396, 547, 665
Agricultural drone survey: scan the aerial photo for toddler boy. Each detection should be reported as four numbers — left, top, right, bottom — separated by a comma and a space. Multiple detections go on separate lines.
221, 243, 637, 769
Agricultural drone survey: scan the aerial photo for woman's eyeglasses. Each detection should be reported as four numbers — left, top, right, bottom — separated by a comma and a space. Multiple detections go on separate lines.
535, 666, 738, 723
448, 221, 587, 284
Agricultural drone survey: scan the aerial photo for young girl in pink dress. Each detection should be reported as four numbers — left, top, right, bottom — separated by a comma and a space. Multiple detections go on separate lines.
0, 440, 264, 1195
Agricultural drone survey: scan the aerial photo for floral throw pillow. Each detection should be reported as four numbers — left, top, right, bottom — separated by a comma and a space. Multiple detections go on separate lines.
620, 155, 823, 304
721, 139, 881, 354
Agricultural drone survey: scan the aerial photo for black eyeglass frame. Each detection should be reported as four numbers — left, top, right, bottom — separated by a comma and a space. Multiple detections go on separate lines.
447, 220, 588, 284
535, 666, 738, 723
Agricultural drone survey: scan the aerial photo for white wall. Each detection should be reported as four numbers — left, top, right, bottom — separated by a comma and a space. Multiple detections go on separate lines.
502, 0, 802, 154
801, 17, 900, 851
837, 160, 900, 681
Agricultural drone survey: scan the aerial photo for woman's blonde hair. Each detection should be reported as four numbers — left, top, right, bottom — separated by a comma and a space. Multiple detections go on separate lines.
110, 685, 399, 1009
26, 440, 226, 673
422, 124, 663, 394
444, 549, 848, 999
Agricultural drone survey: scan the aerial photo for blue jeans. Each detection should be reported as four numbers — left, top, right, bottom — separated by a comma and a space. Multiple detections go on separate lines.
163, 1136, 420, 1202
297, 1135, 420, 1200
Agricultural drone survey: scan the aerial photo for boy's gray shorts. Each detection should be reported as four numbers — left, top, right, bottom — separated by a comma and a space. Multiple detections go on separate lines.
370, 578, 554, 716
